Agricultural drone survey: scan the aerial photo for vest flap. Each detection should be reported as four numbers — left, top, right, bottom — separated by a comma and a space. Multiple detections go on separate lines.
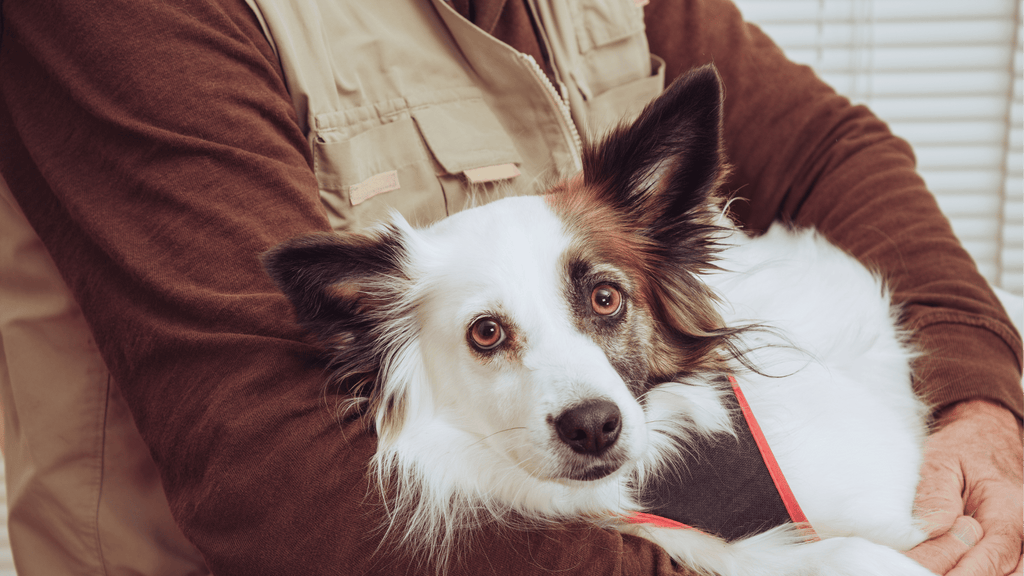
411, 98, 523, 176
573, 0, 645, 51
583, 55, 665, 136
313, 116, 433, 191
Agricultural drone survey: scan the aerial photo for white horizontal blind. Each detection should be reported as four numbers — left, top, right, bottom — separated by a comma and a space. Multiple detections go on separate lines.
731, 0, 1023, 295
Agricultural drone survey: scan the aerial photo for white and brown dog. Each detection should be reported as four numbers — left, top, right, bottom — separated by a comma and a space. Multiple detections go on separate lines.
264, 66, 934, 575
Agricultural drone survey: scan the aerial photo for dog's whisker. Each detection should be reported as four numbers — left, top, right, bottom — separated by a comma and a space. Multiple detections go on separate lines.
468, 426, 528, 449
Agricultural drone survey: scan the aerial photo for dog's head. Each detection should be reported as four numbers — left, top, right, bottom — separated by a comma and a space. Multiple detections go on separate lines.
263, 66, 733, 490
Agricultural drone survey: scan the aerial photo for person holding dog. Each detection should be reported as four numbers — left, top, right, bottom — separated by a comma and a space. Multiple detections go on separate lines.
0, 0, 1020, 575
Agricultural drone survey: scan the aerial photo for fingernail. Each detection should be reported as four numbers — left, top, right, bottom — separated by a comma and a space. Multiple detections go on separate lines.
950, 517, 982, 548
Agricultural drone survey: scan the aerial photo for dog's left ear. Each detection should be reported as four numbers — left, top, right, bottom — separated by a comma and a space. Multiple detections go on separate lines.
582, 64, 728, 246
568, 66, 734, 376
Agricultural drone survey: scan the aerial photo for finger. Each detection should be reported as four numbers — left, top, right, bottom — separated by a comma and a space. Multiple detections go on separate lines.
914, 458, 966, 538
952, 537, 1022, 576
906, 516, 983, 575
942, 528, 1024, 573
948, 525, 1021, 576
948, 484, 1024, 576
1009, 552, 1022, 576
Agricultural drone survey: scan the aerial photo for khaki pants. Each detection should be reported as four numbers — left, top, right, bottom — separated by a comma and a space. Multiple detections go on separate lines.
0, 179, 209, 575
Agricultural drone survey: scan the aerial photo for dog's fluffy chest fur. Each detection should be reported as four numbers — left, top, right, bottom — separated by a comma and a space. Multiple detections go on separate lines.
264, 66, 934, 575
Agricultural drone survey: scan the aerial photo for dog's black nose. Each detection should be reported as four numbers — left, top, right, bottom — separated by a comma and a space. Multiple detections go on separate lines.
555, 400, 622, 456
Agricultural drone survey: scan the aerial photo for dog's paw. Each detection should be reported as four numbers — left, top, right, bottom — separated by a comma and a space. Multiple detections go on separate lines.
638, 527, 936, 576
622, 523, 935, 576
809, 536, 936, 576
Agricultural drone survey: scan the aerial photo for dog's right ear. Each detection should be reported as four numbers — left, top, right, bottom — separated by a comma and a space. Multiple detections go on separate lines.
261, 226, 410, 349
261, 225, 417, 436
262, 225, 417, 437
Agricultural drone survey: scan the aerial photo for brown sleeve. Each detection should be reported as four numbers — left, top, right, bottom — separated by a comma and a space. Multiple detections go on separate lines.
644, 0, 1023, 420
0, 0, 692, 573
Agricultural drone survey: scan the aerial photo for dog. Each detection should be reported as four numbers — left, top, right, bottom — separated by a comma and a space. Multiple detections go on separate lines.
263, 65, 935, 575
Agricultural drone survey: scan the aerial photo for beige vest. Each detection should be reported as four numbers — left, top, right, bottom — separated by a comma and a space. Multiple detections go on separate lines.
0, 2, 662, 573
245, 0, 665, 231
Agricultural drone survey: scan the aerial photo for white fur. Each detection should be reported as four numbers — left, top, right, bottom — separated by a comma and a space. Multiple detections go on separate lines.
360, 197, 933, 575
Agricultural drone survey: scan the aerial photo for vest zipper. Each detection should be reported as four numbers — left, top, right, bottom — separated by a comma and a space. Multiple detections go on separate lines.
517, 53, 583, 173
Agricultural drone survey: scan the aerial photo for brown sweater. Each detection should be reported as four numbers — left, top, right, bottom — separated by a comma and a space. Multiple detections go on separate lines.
0, 0, 1020, 574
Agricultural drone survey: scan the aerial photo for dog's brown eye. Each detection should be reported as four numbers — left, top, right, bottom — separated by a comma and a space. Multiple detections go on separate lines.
591, 285, 622, 316
469, 317, 505, 350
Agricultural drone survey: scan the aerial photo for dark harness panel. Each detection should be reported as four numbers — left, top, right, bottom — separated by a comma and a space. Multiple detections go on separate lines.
634, 376, 813, 542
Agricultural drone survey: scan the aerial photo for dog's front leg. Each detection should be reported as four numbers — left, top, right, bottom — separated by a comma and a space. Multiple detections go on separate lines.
617, 523, 936, 576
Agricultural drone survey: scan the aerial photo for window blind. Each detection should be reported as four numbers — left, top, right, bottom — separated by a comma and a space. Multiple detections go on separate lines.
731, 0, 1023, 296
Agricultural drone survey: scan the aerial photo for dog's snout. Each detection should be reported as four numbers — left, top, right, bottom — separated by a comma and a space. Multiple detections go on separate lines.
554, 400, 622, 456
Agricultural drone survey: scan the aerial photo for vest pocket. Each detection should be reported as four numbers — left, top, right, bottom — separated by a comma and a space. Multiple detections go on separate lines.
564, 1, 660, 137
313, 116, 448, 232
411, 94, 525, 216
312, 92, 526, 231
571, 0, 646, 53
583, 55, 666, 136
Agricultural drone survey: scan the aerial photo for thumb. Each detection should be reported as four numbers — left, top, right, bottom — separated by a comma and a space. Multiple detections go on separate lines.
913, 452, 965, 538
905, 516, 983, 575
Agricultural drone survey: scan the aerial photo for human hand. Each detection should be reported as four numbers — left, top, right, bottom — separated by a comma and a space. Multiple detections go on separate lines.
906, 399, 1023, 575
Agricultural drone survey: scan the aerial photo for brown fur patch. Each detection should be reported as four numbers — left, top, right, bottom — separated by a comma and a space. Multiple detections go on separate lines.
541, 66, 747, 382
549, 185, 729, 383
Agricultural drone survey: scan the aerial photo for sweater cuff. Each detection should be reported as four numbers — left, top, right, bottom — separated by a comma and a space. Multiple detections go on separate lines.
912, 321, 1023, 421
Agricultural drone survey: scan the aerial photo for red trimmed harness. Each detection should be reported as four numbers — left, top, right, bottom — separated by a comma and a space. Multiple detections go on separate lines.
626, 376, 817, 541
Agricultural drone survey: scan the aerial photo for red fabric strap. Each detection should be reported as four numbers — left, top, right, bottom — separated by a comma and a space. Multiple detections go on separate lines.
727, 375, 816, 538
625, 512, 696, 531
